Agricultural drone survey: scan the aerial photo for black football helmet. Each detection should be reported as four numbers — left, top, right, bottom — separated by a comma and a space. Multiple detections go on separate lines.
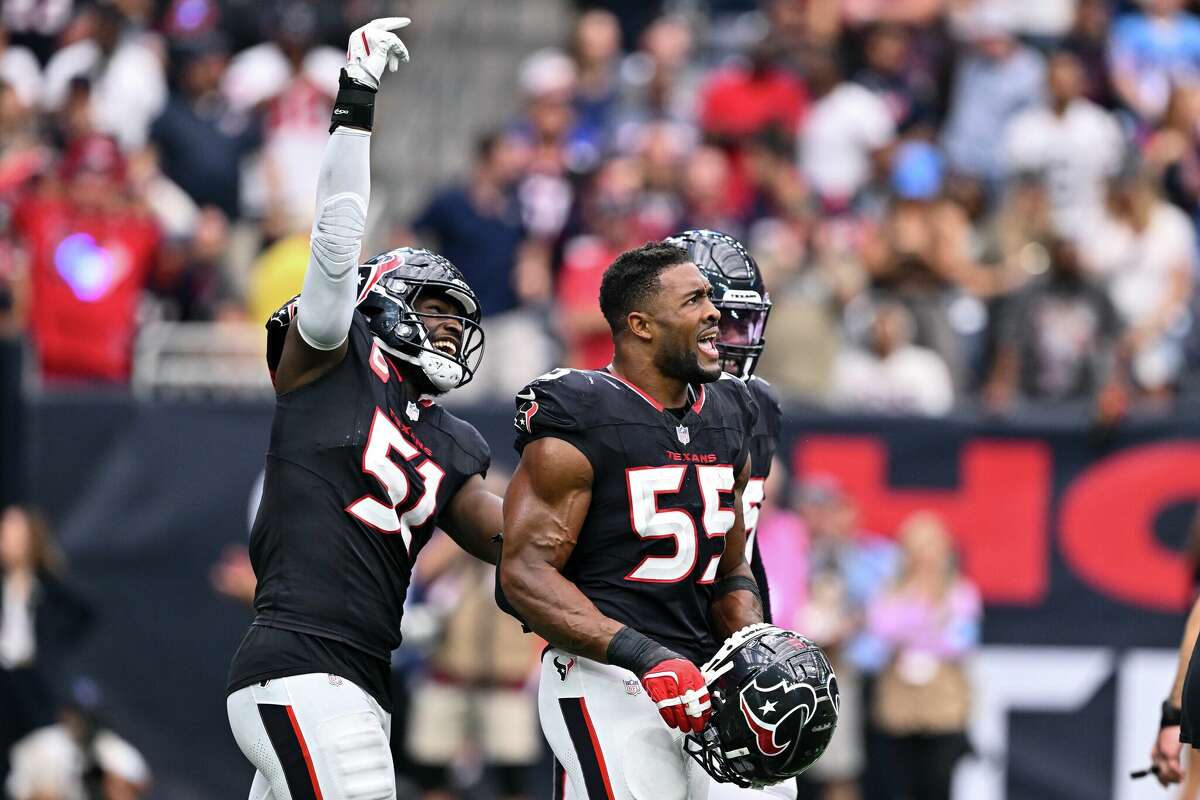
666, 230, 771, 380
265, 247, 485, 393
684, 624, 839, 788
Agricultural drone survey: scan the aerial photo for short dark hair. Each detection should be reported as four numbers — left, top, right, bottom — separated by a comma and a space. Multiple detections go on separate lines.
599, 242, 690, 334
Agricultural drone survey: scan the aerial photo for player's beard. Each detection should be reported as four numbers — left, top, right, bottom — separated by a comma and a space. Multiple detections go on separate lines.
656, 340, 722, 385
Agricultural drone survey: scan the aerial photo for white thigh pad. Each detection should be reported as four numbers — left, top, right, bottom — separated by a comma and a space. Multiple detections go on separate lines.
315, 711, 395, 800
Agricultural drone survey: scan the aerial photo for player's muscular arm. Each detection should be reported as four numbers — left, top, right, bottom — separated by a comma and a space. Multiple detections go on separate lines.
504, 435, 715, 734
274, 18, 410, 394
440, 475, 502, 565
500, 438, 623, 660
710, 459, 764, 639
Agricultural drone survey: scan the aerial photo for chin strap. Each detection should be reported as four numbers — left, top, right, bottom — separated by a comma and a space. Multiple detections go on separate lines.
374, 336, 463, 392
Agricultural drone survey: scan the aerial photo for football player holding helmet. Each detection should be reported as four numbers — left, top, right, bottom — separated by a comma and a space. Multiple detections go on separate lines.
502, 242, 765, 800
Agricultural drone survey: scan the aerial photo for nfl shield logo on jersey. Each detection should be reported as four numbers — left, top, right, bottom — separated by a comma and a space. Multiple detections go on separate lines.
624, 678, 642, 696
676, 425, 690, 445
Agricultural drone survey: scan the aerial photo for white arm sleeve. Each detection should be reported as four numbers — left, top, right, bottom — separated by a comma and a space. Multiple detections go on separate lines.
295, 127, 371, 351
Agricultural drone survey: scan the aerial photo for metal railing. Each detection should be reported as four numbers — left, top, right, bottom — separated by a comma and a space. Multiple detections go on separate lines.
132, 321, 273, 399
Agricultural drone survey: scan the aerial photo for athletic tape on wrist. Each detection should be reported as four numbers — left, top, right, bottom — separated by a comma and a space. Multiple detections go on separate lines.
606, 626, 679, 677
329, 69, 376, 133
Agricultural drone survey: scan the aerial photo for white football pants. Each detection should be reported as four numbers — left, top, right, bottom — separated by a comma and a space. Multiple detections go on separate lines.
539, 647, 711, 800
227, 673, 394, 800
707, 778, 798, 800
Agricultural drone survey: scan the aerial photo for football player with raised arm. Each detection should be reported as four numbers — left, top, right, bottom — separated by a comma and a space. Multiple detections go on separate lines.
225, 19, 503, 800
501, 242, 764, 800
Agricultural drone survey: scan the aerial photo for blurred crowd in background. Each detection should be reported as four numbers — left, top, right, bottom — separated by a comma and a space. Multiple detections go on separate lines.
4, 0, 1200, 418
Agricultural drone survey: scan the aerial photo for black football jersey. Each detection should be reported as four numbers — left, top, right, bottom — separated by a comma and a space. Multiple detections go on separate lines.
744, 375, 782, 624
248, 312, 491, 661
513, 367, 757, 665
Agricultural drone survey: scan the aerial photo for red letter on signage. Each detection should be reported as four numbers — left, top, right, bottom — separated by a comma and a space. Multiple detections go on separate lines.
795, 436, 1051, 604
1059, 443, 1197, 612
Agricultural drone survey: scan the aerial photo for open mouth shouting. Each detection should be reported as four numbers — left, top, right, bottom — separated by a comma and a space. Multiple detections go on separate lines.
698, 327, 720, 361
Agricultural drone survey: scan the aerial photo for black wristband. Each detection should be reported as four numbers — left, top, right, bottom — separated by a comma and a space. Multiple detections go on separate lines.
1162, 700, 1183, 728
606, 626, 679, 676
712, 575, 760, 601
329, 69, 376, 133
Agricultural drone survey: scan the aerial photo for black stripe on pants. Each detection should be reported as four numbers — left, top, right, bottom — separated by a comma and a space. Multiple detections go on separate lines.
559, 698, 611, 800
258, 704, 320, 800
553, 757, 567, 800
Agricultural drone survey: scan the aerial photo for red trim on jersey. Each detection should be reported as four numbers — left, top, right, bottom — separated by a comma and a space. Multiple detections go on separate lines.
605, 366, 706, 414
384, 350, 406, 383
578, 699, 615, 800
285, 705, 325, 800
361, 31, 371, 56
369, 341, 390, 383
604, 368, 663, 411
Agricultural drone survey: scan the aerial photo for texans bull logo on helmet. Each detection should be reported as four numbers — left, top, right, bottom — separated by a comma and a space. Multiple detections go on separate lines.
355, 250, 407, 304
738, 677, 819, 757
684, 624, 840, 788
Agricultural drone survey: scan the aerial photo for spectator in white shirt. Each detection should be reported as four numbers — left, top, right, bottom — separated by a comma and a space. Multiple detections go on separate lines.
223, 5, 341, 235
832, 299, 955, 415
1005, 50, 1125, 237
800, 51, 895, 208
41, 3, 165, 151
0, 26, 39, 111
1081, 173, 1196, 395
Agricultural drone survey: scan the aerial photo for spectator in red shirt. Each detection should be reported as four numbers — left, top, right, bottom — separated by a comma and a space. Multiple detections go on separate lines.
698, 41, 808, 140
15, 135, 159, 382
697, 39, 808, 213
557, 157, 653, 368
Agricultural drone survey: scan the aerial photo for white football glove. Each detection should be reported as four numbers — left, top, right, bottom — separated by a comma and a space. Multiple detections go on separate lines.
344, 17, 411, 90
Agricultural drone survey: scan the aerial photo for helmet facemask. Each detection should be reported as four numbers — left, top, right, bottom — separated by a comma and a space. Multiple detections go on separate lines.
361, 277, 485, 393
715, 298, 770, 380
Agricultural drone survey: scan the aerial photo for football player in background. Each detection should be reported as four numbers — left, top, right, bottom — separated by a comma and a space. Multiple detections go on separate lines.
225, 18, 504, 800
667, 230, 779, 622
500, 241, 764, 799
666, 230, 795, 800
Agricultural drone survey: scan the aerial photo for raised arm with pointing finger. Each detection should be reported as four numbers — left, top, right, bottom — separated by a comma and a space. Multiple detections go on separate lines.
225, 20, 506, 800
274, 16, 412, 394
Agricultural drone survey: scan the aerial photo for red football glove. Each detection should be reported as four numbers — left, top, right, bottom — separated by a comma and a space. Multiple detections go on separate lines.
641, 658, 711, 734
